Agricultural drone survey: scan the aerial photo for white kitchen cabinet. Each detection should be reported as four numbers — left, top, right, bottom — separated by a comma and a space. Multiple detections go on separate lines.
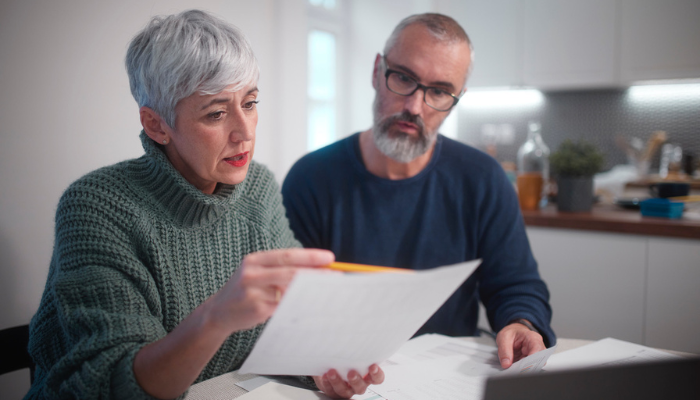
645, 238, 700, 354
526, 227, 700, 353
522, 0, 618, 89
619, 0, 700, 83
440, 0, 522, 87
439, 0, 700, 89
526, 227, 647, 343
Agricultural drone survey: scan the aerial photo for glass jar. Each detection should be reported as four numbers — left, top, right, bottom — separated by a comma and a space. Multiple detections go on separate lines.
516, 121, 550, 210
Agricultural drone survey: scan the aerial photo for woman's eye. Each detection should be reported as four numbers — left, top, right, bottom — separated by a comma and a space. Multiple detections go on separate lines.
208, 111, 225, 120
243, 100, 259, 110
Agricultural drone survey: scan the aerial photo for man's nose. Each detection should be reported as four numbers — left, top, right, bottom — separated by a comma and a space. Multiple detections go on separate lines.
403, 89, 424, 116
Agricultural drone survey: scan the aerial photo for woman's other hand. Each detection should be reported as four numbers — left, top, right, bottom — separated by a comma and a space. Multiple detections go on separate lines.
313, 364, 385, 399
208, 248, 334, 333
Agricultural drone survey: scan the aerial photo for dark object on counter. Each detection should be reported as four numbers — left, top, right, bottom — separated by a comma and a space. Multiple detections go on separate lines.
613, 197, 646, 210
557, 177, 594, 212
649, 182, 690, 198
640, 198, 684, 219
682, 153, 695, 176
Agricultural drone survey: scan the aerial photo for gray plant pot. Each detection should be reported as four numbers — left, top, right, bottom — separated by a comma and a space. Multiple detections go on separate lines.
557, 176, 594, 212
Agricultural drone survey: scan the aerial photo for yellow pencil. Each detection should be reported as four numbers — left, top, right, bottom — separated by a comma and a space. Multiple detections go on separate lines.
325, 262, 414, 274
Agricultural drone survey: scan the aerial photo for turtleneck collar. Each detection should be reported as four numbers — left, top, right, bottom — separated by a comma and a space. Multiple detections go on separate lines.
130, 131, 246, 228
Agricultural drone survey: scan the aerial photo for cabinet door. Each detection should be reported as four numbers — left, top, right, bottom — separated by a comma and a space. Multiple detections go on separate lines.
522, 0, 617, 89
646, 238, 700, 354
527, 227, 646, 343
438, 0, 522, 88
620, 0, 700, 83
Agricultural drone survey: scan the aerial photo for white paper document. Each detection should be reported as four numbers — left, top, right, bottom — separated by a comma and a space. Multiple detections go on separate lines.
239, 260, 481, 376
235, 382, 332, 400
372, 334, 556, 400
544, 337, 682, 372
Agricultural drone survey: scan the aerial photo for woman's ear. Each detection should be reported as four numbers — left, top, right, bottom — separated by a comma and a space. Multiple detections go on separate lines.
140, 107, 172, 145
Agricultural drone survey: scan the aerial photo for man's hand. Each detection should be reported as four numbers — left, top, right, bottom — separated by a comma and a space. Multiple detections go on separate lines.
313, 364, 385, 399
496, 320, 546, 369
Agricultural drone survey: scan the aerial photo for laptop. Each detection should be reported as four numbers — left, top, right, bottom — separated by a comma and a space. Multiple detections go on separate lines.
483, 357, 700, 400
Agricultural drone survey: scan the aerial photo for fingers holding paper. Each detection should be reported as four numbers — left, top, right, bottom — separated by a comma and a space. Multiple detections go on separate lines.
313, 364, 385, 399
209, 248, 335, 333
496, 321, 547, 369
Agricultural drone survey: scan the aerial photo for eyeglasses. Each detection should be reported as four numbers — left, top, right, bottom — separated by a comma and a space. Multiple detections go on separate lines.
382, 56, 461, 112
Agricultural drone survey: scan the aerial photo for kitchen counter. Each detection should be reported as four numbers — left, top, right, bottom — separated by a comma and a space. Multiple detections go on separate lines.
522, 204, 700, 240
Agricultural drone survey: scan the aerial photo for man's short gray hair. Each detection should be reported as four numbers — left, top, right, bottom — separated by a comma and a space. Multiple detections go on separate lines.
126, 9, 259, 129
383, 13, 474, 85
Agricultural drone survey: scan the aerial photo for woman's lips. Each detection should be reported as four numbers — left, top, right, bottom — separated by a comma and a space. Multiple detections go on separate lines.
224, 151, 249, 167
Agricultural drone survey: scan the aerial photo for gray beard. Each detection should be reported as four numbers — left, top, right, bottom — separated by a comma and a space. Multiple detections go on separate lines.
371, 95, 438, 163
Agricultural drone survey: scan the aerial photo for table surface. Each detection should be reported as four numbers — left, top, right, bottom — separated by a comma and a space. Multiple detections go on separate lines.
182, 337, 619, 400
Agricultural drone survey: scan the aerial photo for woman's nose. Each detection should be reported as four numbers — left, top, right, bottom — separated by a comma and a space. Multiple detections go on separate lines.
228, 111, 256, 142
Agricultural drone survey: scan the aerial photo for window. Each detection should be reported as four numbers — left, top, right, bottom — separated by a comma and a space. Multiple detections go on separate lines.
308, 0, 336, 10
307, 0, 343, 151
307, 29, 337, 151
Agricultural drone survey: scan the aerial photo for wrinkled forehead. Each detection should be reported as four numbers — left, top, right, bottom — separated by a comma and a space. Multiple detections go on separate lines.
387, 24, 472, 88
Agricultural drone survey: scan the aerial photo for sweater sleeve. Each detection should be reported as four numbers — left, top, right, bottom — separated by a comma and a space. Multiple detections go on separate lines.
474, 162, 556, 347
281, 157, 326, 249
27, 184, 171, 400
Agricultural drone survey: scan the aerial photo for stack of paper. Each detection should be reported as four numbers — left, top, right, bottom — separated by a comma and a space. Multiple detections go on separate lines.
372, 334, 555, 400
544, 337, 682, 371
236, 334, 555, 400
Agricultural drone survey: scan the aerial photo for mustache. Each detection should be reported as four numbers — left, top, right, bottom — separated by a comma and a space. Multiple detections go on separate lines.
380, 111, 425, 134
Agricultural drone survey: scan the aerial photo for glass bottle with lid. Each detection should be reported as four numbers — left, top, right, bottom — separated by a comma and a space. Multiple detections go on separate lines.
516, 121, 550, 210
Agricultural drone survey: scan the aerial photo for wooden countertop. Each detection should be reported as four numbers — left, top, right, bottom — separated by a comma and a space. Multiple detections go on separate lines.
522, 204, 700, 240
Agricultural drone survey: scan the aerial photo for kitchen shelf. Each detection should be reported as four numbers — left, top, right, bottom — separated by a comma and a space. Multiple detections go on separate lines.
522, 204, 700, 240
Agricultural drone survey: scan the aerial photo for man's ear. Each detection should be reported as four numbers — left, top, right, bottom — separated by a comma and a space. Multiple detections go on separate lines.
140, 106, 172, 144
371, 53, 382, 90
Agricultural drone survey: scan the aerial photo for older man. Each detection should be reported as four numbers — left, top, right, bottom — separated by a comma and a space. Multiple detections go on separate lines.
282, 13, 555, 368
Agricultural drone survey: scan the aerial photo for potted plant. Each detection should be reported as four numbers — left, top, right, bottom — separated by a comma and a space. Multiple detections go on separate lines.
550, 140, 605, 212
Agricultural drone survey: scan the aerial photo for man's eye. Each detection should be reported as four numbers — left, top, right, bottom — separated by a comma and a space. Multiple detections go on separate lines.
396, 73, 413, 83
243, 100, 259, 110
429, 88, 448, 97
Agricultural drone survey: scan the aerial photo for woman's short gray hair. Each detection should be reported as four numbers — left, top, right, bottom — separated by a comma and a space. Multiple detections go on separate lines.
126, 9, 259, 129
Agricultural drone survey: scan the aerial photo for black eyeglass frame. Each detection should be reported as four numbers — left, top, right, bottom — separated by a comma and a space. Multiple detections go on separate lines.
381, 56, 462, 112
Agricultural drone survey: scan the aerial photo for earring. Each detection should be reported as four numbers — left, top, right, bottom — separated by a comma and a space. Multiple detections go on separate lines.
162, 139, 168, 145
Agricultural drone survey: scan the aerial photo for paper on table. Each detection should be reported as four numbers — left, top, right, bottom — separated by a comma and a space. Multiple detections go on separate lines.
239, 260, 481, 376
372, 338, 556, 400
544, 337, 681, 372
236, 377, 385, 400
235, 382, 332, 400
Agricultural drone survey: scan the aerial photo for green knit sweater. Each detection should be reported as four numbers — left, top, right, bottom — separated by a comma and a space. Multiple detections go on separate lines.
26, 132, 301, 399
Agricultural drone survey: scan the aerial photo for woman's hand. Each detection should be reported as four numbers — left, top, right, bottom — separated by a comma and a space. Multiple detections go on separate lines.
313, 364, 385, 398
207, 248, 334, 334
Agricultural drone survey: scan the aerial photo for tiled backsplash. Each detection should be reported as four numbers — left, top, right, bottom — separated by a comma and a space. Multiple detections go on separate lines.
457, 87, 700, 173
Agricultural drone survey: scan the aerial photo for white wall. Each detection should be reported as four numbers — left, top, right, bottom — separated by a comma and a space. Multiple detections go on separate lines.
344, 0, 436, 137
0, 1, 446, 396
0, 0, 308, 396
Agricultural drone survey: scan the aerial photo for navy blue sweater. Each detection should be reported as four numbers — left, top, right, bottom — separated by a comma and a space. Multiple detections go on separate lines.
282, 133, 555, 346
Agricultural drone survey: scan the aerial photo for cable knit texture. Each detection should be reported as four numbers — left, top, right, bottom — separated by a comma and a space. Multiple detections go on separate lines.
25, 132, 300, 399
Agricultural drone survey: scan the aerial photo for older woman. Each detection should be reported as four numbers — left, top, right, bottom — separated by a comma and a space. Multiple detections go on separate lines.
25, 10, 383, 399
